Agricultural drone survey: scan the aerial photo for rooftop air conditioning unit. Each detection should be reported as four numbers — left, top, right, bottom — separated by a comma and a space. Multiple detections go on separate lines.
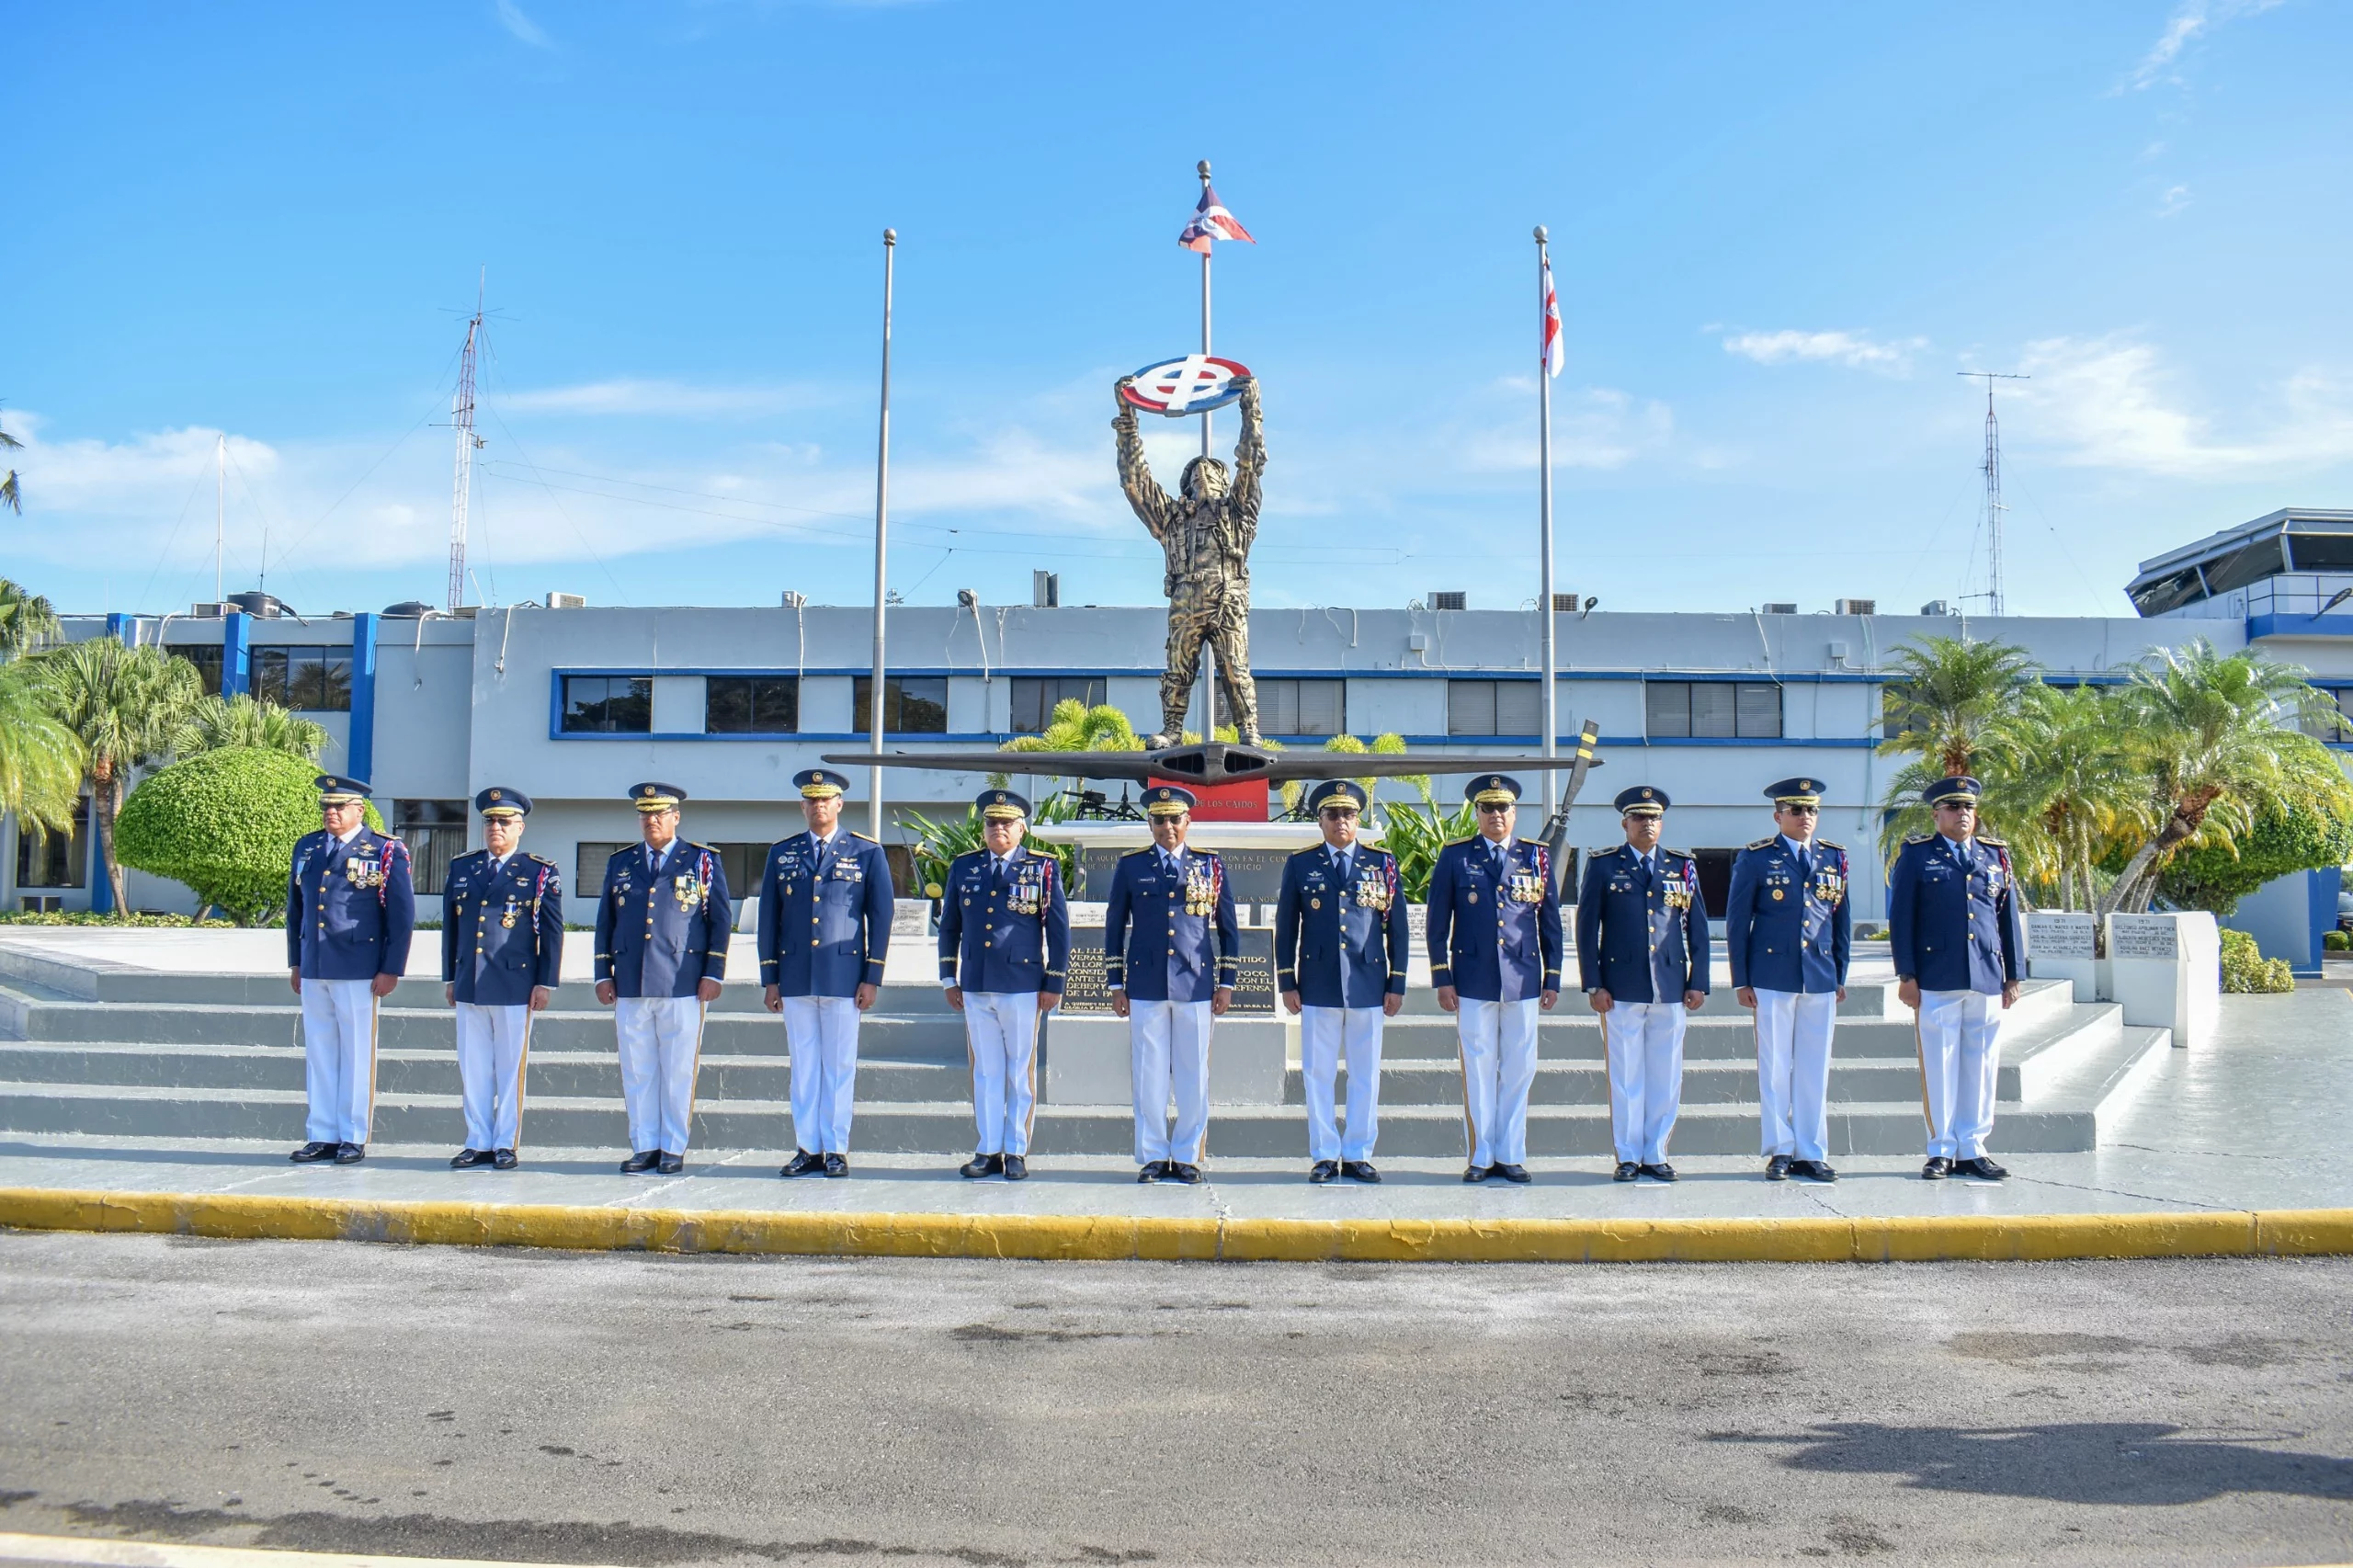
1834, 597, 1876, 616
1919, 599, 1954, 617
1761, 602, 1798, 615
1429, 591, 1468, 611
1550, 592, 1578, 611
1033, 571, 1060, 608
547, 592, 586, 609
189, 601, 229, 618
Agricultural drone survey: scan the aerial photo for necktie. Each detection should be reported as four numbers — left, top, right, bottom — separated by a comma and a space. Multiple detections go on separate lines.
1794, 846, 1810, 883
1334, 849, 1351, 883
646, 845, 663, 877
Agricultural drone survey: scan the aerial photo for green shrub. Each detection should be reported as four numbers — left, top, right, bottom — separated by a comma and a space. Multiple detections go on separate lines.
2219, 927, 2295, 994
2325, 928, 2349, 952
0, 911, 234, 927
2159, 803, 2353, 915
116, 747, 382, 926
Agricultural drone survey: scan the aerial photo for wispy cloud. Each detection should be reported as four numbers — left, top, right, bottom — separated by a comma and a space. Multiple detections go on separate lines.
2155, 184, 2192, 218
2123, 0, 2281, 91
494, 378, 831, 417
1721, 328, 1927, 375
494, 0, 551, 48
2014, 335, 2353, 477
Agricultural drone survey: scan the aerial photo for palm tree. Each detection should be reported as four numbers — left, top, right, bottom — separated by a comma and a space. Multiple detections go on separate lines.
1984, 682, 2149, 910
0, 658, 81, 842
186, 692, 330, 761
0, 410, 21, 516
35, 638, 203, 915
2096, 640, 2347, 915
1877, 634, 2037, 777
995, 699, 1147, 791
0, 578, 60, 656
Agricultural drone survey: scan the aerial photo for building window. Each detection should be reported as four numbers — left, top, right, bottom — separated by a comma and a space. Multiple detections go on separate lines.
711, 843, 771, 903
16, 798, 88, 890
2302, 689, 2353, 741
1230, 678, 1344, 737
1011, 676, 1106, 734
575, 842, 632, 903
561, 676, 653, 733
394, 800, 469, 896
173, 646, 224, 696
1646, 681, 1781, 739
853, 676, 948, 734
2288, 531, 2353, 572
1447, 679, 1541, 737
250, 646, 353, 711
706, 676, 799, 734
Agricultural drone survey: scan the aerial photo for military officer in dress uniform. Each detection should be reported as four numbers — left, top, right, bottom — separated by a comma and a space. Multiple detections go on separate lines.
1888, 773, 2024, 1181
1275, 780, 1407, 1184
1724, 776, 1850, 1183
1104, 785, 1238, 1185
286, 775, 415, 1166
938, 788, 1069, 1180
1427, 775, 1563, 1185
440, 787, 563, 1171
1577, 785, 1710, 1184
760, 767, 894, 1178
594, 782, 731, 1176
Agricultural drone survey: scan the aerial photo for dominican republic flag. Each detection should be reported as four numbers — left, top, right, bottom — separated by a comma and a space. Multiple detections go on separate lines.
1541, 257, 1564, 378
1179, 186, 1255, 254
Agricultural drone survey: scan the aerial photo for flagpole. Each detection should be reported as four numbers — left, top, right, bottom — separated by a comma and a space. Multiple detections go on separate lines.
868, 228, 895, 842
1197, 158, 1217, 738
1536, 225, 1558, 821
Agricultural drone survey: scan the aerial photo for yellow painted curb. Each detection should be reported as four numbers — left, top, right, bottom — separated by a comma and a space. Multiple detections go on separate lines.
3, 1187, 2349, 1263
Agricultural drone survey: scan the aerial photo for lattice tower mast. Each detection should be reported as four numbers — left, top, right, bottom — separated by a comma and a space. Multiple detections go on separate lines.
447, 284, 485, 610
1960, 370, 2027, 616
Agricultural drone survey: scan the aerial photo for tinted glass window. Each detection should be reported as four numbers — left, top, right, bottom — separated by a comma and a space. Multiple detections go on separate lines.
706, 676, 799, 733
2129, 565, 2209, 616
2203, 536, 2286, 595
248, 645, 351, 710
853, 676, 949, 734
1644, 682, 1690, 738
1245, 678, 1346, 737
1447, 680, 1498, 736
1647, 681, 1779, 738
1494, 680, 1541, 736
562, 676, 653, 733
1011, 676, 1106, 733
174, 646, 224, 696
2288, 532, 2353, 572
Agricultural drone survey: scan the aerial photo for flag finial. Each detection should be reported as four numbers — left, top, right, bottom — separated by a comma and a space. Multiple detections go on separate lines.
1198, 158, 1211, 182
1534, 224, 1549, 243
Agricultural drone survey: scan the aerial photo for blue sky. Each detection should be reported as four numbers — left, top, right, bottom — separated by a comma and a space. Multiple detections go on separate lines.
9, 1, 2350, 622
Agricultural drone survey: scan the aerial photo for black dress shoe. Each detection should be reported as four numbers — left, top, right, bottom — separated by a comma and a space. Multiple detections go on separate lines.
1766, 1154, 1792, 1181
290, 1142, 337, 1164
1308, 1160, 1339, 1185
657, 1153, 685, 1176
492, 1148, 518, 1171
1340, 1160, 1381, 1184
960, 1153, 1005, 1179
1493, 1163, 1533, 1185
334, 1142, 366, 1165
1955, 1156, 2008, 1181
1167, 1163, 1203, 1185
1792, 1158, 1837, 1183
1612, 1161, 1640, 1182
779, 1150, 825, 1178
1137, 1160, 1166, 1184
1922, 1156, 1952, 1180
1003, 1154, 1028, 1181
823, 1153, 848, 1178
620, 1150, 661, 1175
449, 1148, 494, 1170
1463, 1164, 1492, 1184
1640, 1162, 1677, 1183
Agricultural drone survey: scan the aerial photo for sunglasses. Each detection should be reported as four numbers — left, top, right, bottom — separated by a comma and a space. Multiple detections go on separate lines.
1476, 802, 1513, 814
1780, 804, 1820, 816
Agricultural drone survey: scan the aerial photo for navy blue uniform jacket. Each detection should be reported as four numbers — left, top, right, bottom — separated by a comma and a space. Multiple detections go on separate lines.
1887, 833, 2023, 994
1427, 836, 1563, 1003
1103, 847, 1239, 1004
757, 831, 894, 997
1724, 837, 1850, 994
1574, 844, 1711, 1001
440, 849, 564, 1006
595, 841, 732, 999
938, 846, 1070, 995
287, 827, 415, 981
1274, 844, 1408, 1008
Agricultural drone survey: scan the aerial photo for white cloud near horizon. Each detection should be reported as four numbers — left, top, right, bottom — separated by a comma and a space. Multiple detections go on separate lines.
2124, 0, 2282, 91
2015, 335, 2353, 477
1722, 329, 1927, 375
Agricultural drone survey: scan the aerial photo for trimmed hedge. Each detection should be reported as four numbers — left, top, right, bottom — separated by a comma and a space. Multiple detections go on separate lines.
2219, 927, 2295, 994
116, 748, 383, 926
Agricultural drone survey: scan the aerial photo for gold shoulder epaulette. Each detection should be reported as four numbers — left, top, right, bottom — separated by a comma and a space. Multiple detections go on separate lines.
1817, 839, 1844, 851
1904, 832, 1935, 845
1746, 836, 1775, 851
526, 852, 555, 866
1120, 846, 1155, 858
849, 831, 879, 843
1442, 835, 1479, 848
1664, 847, 1690, 860
1977, 835, 2006, 848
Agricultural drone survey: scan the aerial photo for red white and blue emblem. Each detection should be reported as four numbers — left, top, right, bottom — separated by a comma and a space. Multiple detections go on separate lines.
1120, 355, 1252, 417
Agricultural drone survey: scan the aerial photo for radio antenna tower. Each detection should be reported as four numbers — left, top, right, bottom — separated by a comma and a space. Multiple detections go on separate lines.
446, 272, 486, 610
1958, 369, 2027, 615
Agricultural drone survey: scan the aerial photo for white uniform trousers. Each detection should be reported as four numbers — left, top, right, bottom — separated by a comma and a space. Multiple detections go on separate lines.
1603, 999, 1688, 1165
1754, 988, 1836, 1160
1302, 1006, 1385, 1162
1455, 997, 1538, 1167
615, 995, 705, 1155
454, 1001, 532, 1152
1917, 988, 2003, 1159
961, 990, 1041, 1157
1127, 998, 1212, 1165
782, 994, 863, 1154
301, 978, 380, 1145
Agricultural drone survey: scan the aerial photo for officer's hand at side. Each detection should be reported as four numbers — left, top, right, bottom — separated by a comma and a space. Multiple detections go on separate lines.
1211, 986, 1233, 1017
596, 980, 618, 1006
370, 973, 399, 999
2000, 980, 2020, 1008
697, 977, 722, 1004
1735, 986, 1757, 1009
1836, 985, 1847, 1003
1684, 988, 1706, 1010
288, 968, 301, 997
1111, 990, 1130, 1018
529, 985, 552, 1012
1587, 987, 1613, 1016
1540, 990, 1559, 1011
1280, 989, 1301, 1016
855, 982, 879, 1012
1436, 984, 1459, 1014
1898, 978, 1920, 1010
763, 983, 781, 1014
444, 983, 456, 1007
1037, 990, 1059, 1014
1382, 993, 1404, 1018
944, 985, 964, 1012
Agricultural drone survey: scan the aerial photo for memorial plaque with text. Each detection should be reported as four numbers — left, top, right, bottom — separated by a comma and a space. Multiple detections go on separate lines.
2109, 915, 2180, 960
2028, 912, 2097, 960
1055, 927, 1277, 1017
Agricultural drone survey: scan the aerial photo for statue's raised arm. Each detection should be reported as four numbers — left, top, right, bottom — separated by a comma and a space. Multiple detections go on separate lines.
1224, 375, 1264, 559
1112, 377, 1176, 540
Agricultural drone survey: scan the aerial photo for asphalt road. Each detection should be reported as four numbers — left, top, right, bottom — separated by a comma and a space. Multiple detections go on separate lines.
0, 1234, 2348, 1568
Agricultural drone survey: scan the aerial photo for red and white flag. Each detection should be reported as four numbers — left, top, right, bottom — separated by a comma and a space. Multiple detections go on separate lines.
1541, 257, 1564, 378
1179, 185, 1255, 254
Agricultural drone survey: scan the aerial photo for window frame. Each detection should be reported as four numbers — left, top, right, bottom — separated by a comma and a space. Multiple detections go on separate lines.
705, 675, 801, 735
853, 675, 949, 735
560, 675, 654, 734
1644, 680, 1782, 740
